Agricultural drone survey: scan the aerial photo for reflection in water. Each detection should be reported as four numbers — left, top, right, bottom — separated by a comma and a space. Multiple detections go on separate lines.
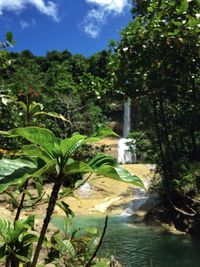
75, 216, 200, 267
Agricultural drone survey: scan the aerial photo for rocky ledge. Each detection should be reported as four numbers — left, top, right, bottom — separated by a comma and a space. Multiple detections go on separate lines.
145, 191, 200, 237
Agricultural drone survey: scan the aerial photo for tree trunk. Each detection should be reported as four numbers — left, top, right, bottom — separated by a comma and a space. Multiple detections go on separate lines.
31, 178, 62, 267
158, 89, 178, 183
14, 179, 29, 223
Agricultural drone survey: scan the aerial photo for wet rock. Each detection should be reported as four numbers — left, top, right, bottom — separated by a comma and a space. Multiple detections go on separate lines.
145, 191, 200, 238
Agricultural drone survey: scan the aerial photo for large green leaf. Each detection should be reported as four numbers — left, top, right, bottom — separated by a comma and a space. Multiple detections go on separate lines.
56, 201, 74, 217
18, 101, 27, 113
64, 154, 144, 188
33, 111, 71, 124
0, 158, 38, 193
22, 145, 52, 163
20, 215, 35, 229
31, 160, 56, 179
60, 134, 86, 157
54, 234, 77, 257
64, 161, 93, 175
62, 240, 76, 257
3, 127, 58, 157
89, 153, 116, 169
28, 101, 42, 114
0, 216, 37, 263
19, 233, 37, 247
0, 158, 55, 193
12, 216, 35, 243
0, 218, 11, 240
86, 124, 119, 142
96, 165, 145, 188
15, 253, 31, 263
95, 124, 119, 138
0, 216, 35, 244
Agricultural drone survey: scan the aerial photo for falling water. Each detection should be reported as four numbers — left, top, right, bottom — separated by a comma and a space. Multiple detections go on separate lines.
123, 98, 131, 138
118, 98, 137, 163
118, 138, 136, 164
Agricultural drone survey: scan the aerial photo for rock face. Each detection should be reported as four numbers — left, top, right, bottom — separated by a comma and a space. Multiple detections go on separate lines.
96, 137, 119, 160
58, 164, 156, 216
0, 164, 156, 222
145, 191, 200, 237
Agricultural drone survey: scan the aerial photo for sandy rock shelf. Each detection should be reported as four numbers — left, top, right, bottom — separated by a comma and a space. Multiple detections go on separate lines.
55, 164, 155, 216
0, 164, 155, 221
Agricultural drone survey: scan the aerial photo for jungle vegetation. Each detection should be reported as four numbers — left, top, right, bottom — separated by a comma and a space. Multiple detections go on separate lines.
0, 0, 200, 265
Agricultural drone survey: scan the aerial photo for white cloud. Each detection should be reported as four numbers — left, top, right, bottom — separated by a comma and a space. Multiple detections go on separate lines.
0, 0, 59, 21
86, 0, 129, 14
84, 21, 100, 38
20, 18, 36, 29
83, 8, 105, 38
83, 0, 130, 38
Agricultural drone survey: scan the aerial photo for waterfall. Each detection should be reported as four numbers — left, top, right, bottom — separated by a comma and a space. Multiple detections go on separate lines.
123, 97, 131, 138
118, 98, 137, 163
118, 138, 136, 164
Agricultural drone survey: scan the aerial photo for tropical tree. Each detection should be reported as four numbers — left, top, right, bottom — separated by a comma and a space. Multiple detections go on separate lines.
0, 32, 15, 70
111, 0, 200, 195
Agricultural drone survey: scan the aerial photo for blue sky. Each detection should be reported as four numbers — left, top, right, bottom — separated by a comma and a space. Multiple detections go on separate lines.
0, 0, 132, 57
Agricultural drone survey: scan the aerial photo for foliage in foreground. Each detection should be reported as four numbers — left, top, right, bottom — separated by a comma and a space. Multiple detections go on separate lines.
0, 125, 144, 266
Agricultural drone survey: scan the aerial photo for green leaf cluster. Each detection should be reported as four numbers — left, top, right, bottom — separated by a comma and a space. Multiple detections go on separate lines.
0, 126, 144, 189
0, 216, 37, 264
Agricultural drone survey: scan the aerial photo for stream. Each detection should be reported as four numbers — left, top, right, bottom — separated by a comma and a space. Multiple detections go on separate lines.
74, 215, 200, 267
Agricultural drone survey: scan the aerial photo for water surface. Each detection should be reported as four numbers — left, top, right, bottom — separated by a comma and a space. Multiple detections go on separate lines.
74, 215, 200, 267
